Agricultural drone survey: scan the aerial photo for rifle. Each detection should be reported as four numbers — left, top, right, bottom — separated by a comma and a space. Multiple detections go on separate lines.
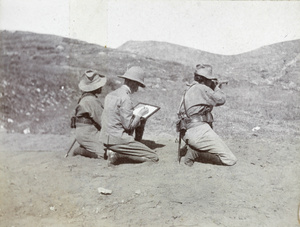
176, 84, 192, 163
217, 80, 229, 85
176, 117, 187, 163
65, 139, 76, 158
178, 131, 185, 163
211, 80, 229, 90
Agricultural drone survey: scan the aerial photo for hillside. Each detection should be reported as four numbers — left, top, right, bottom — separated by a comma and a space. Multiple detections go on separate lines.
0, 30, 300, 227
0, 31, 191, 134
0, 30, 299, 138
119, 40, 226, 67
119, 40, 300, 86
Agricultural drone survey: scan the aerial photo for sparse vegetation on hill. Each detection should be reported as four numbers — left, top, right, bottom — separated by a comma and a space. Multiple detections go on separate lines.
119, 39, 300, 86
0, 31, 299, 227
0, 31, 190, 134
0, 30, 299, 138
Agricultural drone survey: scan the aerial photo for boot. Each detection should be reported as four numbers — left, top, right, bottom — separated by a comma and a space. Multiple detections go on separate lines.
126, 156, 150, 163
107, 149, 118, 166
73, 146, 98, 159
184, 148, 195, 167
195, 152, 223, 165
107, 149, 150, 165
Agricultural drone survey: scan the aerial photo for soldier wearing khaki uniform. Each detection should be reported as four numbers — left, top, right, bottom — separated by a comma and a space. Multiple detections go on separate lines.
178, 64, 237, 166
72, 70, 107, 159
100, 66, 159, 165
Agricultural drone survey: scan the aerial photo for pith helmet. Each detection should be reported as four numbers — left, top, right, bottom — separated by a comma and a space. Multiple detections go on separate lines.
194, 64, 217, 80
78, 70, 107, 92
118, 66, 146, 87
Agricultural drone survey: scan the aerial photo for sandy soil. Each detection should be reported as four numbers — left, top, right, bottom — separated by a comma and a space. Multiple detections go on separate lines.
0, 130, 299, 227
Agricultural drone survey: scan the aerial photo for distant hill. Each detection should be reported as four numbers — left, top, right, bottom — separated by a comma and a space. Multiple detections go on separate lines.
0, 30, 299, 135
119, 39, 300, 83
119, 40, 226, 66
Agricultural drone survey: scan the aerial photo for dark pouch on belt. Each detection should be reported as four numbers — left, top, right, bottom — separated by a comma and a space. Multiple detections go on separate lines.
71, 116, 76, 128
176, 119, 187, 133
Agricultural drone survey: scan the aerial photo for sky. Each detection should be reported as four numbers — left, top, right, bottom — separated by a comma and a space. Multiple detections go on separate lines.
1, 0, 300, 55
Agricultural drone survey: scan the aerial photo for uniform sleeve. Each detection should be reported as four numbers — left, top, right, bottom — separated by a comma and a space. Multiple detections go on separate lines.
205, 86, 226, 106
119, 97, 138, 131
89, 98, 104, 126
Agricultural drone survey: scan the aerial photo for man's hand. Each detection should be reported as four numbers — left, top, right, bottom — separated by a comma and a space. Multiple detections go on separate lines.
214, 80, 228, 89
137, 107, 149, 117
217, 83, 223, 89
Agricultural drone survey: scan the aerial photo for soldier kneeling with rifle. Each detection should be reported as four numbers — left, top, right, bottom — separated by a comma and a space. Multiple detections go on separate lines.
176, 64, 237, 166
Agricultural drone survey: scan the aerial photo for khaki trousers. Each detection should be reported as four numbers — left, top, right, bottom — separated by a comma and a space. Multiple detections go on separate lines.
183, 123, 237, 166
75, 124, 105, 158
106, 140, 159, 162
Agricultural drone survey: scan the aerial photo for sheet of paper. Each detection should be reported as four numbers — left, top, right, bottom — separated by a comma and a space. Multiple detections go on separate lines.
133, 104, 159, 119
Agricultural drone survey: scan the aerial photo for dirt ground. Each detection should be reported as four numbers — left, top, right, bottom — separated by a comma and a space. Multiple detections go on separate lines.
0, 129, 299, 227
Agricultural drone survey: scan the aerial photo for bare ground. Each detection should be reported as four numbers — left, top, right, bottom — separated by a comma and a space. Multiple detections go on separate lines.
0, 130, 299, 227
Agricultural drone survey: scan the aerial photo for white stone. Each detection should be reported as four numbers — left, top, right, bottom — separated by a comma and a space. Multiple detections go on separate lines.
97, 187, 112, 195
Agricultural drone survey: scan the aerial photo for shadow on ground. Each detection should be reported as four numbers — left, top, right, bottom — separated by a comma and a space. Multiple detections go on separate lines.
140, 139, 166, 149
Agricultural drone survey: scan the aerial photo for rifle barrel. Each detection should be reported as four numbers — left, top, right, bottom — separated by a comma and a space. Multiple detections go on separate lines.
218, 80, 229, 85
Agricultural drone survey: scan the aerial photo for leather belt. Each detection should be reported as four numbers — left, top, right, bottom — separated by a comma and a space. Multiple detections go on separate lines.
76, 117, 94, 125
185, 115, 207, 124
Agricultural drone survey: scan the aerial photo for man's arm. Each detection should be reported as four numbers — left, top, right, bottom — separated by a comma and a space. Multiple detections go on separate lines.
206, 85, 226, 106
128, 107, 149, 132
120, 99, 148, 132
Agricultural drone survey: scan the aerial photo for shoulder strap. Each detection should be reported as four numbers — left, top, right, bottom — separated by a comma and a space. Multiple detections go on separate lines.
177, 83, 196, 118
77, 92, 96, 104
74, 92, 96, 116
182, 91, 189, 118
75, 92, 101, 130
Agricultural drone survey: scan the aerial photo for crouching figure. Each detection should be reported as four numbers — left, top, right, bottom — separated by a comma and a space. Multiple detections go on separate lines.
177, 64, 237, 167
72, 70, 107, 159
100, 66, 159, 165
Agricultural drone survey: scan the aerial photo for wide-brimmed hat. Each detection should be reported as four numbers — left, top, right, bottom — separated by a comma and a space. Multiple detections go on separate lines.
118, 66, 146, 87
78, 70, 107, 92
194, 64, 217, 80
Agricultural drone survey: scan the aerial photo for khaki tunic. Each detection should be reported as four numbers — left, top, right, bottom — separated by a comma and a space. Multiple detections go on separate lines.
100, 85, 158, 161
75, 94, 105, 157
181, 82, 237, 165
